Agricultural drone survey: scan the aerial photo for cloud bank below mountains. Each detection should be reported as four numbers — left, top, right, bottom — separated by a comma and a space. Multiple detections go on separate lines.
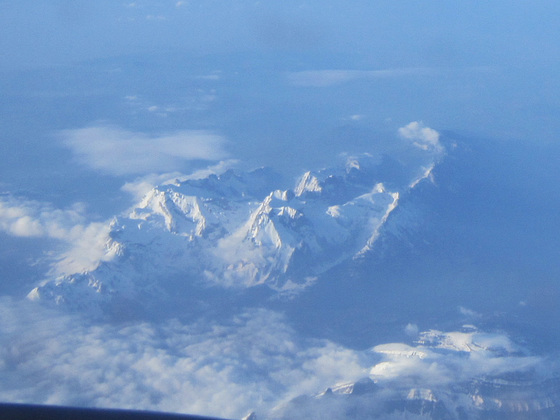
61, 126, 229, 176
0, 298, 551, 420
0, 302, 367, 419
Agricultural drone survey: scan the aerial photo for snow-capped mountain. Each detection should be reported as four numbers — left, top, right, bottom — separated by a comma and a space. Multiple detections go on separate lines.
269, 328, 560, 420
28, 154, 430, 313
271, 376, 560, 420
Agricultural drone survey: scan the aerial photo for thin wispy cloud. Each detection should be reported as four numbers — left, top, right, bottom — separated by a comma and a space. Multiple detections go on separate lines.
124, 89, 218, 115
120, 159, 239, 201
287, 68, 434, 87
61, 125, 229, 176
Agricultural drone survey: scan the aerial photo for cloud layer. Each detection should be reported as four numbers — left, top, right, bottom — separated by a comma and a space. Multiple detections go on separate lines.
0, 297, 551, 420
61, 126, 229, 176
0, 303, 366, 419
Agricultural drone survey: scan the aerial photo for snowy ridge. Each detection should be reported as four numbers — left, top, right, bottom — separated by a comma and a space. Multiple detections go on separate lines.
270, 327, 560, 420
28, 155, 425, 311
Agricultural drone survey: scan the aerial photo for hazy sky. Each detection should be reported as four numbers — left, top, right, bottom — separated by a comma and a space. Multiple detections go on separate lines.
2, 1, 559, 66
1, 2, 560, 418
2, 1, 559, 214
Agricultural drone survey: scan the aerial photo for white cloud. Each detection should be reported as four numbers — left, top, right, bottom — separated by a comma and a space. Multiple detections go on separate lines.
120, 172, 186, 202
120, 159, 239, 201
398, 121, 443, 153
0, 196, 115, 274
0, 294, 553, 420
0, 304, 366, 419
0, 197, 81, 239
60, 125, 229, 176
54, 222, 117, 275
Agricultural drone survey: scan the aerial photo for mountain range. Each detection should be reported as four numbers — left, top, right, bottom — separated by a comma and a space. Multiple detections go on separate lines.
23, 138, 560, 419
28, 153, 424, 316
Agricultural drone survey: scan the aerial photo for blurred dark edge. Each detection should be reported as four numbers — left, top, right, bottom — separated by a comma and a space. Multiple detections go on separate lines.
0, 402, 231, 420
